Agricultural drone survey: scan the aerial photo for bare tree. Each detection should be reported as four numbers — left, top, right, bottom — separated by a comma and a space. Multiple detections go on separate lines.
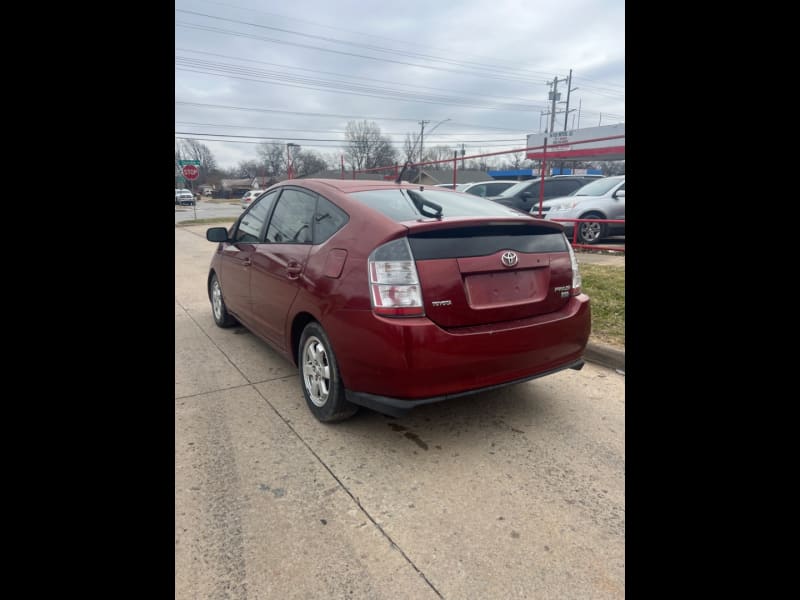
176, 139, 217, 184
603, 160, 625, 175
256, 141, 287, 179
344, 120, 397, 171
504, 152, 525, 170
294, 150, 328, 177
423, 145, 455, 170
236, 160, 260, 180
402, 132, 418, 164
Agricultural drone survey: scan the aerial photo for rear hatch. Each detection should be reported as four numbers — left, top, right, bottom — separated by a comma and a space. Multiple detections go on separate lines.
408, 221, 573, 328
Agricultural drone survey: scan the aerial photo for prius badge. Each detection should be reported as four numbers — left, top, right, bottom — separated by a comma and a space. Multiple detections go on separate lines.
501, 251, 518, 267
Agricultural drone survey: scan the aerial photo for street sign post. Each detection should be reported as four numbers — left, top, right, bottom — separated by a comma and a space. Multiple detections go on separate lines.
179, 162, 200, 219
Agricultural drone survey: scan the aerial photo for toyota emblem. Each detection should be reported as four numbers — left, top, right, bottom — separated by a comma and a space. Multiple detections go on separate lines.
501, 251, 518, 267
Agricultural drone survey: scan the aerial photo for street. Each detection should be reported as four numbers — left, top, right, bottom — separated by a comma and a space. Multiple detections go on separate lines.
175, 223, 625, 599
175, 197, 244, 224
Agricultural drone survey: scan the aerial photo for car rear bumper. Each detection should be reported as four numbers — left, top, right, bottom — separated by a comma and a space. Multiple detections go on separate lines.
329, 294, 591, 409
345, 358, 585, 417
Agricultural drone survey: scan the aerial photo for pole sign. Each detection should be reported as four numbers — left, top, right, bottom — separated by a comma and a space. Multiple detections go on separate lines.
182, 165, 199, 180
178, 159, 201, 166
525, 123, 625, 161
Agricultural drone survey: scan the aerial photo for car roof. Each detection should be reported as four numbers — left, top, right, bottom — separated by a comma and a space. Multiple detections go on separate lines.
463, 180, 516, 186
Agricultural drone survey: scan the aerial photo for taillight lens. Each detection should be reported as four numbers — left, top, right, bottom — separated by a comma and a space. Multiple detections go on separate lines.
566, 235, 582, 295
368, 238, 424, 317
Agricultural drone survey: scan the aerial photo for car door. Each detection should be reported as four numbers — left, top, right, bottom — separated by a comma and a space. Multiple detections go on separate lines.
249, 188, 317, 350
606, 182, 625, 233
216, 191, 276, 323
608, 182, 625, 219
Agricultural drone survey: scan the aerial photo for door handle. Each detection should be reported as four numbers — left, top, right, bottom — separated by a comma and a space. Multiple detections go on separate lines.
242, 258, 252, 267
286, 262, 303, 277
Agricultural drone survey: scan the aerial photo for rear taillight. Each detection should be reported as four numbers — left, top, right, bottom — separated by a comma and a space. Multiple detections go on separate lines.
368, 238, 424, 317
566, 236, 582, 295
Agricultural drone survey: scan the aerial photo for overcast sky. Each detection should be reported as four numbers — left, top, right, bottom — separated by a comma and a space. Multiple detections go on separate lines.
175, 0, 625, 170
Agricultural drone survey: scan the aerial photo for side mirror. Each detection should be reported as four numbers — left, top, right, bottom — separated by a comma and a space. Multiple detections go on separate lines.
206, 227, 230, 242
520, 191, 533, 201
615, 189, 625, 199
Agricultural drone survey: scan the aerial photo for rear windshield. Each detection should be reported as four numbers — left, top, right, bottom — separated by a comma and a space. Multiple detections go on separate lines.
350, 189, 522, 221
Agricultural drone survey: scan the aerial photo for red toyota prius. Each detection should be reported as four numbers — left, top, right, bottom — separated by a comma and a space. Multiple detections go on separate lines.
206, 179, 590, 422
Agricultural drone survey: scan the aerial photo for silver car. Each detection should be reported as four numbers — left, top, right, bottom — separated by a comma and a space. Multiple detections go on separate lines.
538, 176, 625, 244
241, 189, 263, 209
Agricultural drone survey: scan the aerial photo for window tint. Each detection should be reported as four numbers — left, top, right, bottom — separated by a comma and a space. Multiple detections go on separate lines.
234, 191, 276, 243
313, 195, 349, 244
499, 179, 538, 197
351, 189, 521, 222
571, 177, 624, 196
487, 182, 510, 195
468, 184, 487, 197
547, 180, 580, 198
266, 188, 316, 244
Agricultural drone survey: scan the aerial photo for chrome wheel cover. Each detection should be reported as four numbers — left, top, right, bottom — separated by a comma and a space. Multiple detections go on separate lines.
302, 336, 331, 407
212, 279, 223, 321
580, 221, 602, 242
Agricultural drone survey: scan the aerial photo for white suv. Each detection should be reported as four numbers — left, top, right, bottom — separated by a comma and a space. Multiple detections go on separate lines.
541, 176, 625, 244
175, 189, 195, 206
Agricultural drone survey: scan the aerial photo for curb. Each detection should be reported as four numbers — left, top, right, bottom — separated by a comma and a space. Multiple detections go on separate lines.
584, 342, 625, 372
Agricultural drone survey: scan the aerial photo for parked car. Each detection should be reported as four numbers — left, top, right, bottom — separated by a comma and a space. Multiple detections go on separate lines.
175, 189, 195, 206
540, 176, 625, 244
487, 175, 604, 213
205, 179, 590, 422
241, 189, 262, 209
457, 180, 518, 197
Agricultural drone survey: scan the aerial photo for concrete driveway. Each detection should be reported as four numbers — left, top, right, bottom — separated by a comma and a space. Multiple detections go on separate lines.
175, 224, 625, 599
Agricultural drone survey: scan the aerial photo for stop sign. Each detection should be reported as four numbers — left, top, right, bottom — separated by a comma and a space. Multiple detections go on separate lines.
182, 165, 199, 180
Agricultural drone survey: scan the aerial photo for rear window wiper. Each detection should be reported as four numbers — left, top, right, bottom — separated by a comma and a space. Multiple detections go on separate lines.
407, 189, 443, 219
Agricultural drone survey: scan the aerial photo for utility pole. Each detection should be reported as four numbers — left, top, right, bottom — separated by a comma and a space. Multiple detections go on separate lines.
575, 98, 582, 129
418, 120, 430, 169
563, 69, 578, 132
541, 75, 569, 133
461, 143, 465, 168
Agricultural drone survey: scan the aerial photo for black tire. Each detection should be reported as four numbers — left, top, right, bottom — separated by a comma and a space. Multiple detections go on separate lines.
578, 212, 608, 245
209, 273, 238, 328
298, 322, 358, 422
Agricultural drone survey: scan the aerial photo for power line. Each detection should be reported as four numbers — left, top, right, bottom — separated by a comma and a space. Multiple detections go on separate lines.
176, 20, 609, 93
175, 56, 547, 111
175, 121, 526, 137
181, 0, 623, 90
175, 62, 545, 112
175, 131, 525, 144
177, 10, 577, 85
176, 47, 552, 107
174, 101, 623, 129
175, 136, 520, 150
175, 101, 420, 122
